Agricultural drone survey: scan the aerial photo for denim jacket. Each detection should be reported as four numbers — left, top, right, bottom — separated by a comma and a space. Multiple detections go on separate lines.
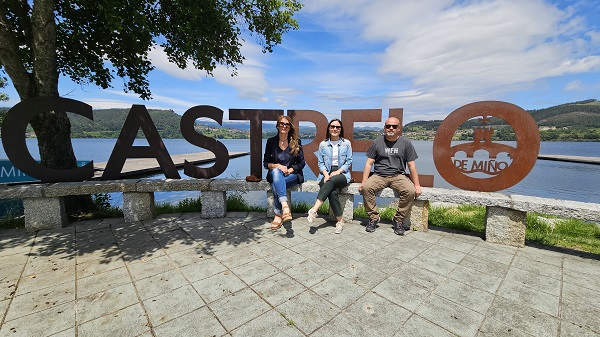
316, 138, 353, 183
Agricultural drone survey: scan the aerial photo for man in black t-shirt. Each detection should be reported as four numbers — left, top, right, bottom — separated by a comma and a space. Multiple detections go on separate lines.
358, 117, 422, 235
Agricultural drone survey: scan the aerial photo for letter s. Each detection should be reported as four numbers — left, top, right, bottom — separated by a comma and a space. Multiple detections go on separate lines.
180, 105, 229, 178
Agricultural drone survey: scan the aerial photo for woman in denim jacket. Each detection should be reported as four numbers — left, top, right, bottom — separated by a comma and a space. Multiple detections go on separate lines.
307, 119, 353, 234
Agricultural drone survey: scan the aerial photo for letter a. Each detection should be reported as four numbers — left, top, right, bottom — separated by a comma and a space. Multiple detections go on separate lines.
102, 105, 179, 179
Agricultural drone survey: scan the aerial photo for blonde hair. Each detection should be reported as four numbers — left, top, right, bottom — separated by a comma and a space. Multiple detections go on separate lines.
277, 115, 300, 156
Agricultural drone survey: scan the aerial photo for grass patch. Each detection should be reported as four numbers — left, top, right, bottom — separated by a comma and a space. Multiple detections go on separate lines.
426, 205, 599, 254
155, 196, 202, 214
226, 192, 265, 212
0, 216, 25, 230
67, 193, 123, 222
428, 204, 486, 233
526, 214, 600, 254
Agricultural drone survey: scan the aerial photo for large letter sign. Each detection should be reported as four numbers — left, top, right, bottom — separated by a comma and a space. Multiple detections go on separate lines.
1, 97, 95, 182
102, 105, 180, 180
433, 101, 540, 192
181, 105, 229, 178
2, 97, 538, 191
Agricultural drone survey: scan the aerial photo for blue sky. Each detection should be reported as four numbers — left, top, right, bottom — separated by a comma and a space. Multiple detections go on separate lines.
5, 0, 600, 125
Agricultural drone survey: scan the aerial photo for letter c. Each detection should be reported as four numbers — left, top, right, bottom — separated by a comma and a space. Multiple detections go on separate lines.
1, 97, 94, 182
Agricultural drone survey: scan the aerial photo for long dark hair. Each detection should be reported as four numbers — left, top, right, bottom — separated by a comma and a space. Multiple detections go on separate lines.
276, 115, 300, 156
324, 118, 344, 141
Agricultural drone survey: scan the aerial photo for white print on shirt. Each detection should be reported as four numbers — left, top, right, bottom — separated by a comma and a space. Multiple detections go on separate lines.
385, 147, 399, 154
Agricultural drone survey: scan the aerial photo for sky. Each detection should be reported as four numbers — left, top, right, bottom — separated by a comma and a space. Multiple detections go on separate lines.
4, 0, 600, 125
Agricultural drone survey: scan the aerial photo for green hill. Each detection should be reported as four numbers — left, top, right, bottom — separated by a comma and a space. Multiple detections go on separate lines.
2, 99, 599, 141
68, 108, 183, 138
529, 99, 600, 128
402, 99, 600, 141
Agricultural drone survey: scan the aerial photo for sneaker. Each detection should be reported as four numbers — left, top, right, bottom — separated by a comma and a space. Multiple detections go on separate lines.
307, 209, 317, 223
334, 220, 344, 234
392, 218, 405, 236
402, 217, 411, 231
365, 217, 379, 232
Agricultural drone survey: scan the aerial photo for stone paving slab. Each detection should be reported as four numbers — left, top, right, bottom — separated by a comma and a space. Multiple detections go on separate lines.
0, 212, 599, 336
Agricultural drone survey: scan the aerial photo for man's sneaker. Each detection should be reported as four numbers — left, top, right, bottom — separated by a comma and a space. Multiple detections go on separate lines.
334, 220, 344, 234
392, 218, 405, 236
365, 217, 379, 232
402, 217, 411, 231
307, 209, 317, 223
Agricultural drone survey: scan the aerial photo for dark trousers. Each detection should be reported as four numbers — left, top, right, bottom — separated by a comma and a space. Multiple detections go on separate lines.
316, 167, 349, 217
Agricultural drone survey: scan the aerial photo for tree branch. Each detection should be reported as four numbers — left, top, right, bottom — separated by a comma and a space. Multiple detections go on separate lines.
0, 5, 31, 98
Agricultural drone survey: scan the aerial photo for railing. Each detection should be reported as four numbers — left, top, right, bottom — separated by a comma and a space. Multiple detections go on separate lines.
1, 179, 598, 247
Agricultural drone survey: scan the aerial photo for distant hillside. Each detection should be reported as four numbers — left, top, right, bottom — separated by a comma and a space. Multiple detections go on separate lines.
529, 99, 600, 128
404, 99, 600, 130
403, 99, 600, 141
2, 99, 599, 141
68, 108, 183, 138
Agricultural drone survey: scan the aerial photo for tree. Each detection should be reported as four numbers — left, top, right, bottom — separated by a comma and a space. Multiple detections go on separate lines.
0, 0, 302, 171
0, 76, 8, 102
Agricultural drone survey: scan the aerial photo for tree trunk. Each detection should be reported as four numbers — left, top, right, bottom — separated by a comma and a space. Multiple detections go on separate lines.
29, 111, 78, 169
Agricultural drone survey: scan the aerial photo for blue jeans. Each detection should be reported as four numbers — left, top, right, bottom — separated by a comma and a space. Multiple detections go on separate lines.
268, 169, 300, 215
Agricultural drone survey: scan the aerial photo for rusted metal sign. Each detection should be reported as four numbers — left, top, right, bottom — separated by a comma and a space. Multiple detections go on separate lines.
2, 98, 539, 191
433, 101, 540, 192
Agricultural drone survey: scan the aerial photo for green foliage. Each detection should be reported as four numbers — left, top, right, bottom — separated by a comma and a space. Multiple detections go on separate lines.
0, 200, 25, 230
539, 127, 600, 141
227, 191, 265, 212
0, 76, 8, 102
90, 193, 123, 218
195, 125, 250, 139
156, 196, 202, 214
1, 0, 301, 100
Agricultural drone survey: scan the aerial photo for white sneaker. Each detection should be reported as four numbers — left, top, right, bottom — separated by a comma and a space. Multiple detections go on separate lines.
335, 220, 344, 234
307, 209, 317, 223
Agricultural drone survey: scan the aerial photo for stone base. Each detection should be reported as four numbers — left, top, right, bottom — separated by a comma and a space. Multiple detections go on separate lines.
329, 194, 354, 222
266, 190, 291, 218
485, 206, 526, 247
409, 199, 429, 232
201, 191, 226, 218
123, 192, 155, 222
23, 197, 67, 232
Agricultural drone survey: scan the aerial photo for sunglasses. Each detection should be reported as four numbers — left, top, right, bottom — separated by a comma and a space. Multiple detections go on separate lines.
385, 124, 399, 129
329, 125, 341, 130
277, 122, 291, 127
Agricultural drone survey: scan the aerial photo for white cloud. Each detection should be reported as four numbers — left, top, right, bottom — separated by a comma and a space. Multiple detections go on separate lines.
565, 80, 583, 91
149, 42, 270, 102
294, 0, 600, 114
148, 46, 206, 81
207, 42, 269, 101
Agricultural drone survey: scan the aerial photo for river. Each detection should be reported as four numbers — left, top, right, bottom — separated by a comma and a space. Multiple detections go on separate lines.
2, 138, 599, 207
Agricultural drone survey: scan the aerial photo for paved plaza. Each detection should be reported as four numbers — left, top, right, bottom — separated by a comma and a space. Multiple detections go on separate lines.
0, 212, 599, 337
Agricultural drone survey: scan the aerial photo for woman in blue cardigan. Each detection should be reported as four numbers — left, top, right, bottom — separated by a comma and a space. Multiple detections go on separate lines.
263, 115, 305, 229
307, 118, 353, 234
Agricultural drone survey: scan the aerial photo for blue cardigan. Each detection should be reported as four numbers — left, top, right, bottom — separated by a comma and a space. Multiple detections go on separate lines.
263, 136, 305, 184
